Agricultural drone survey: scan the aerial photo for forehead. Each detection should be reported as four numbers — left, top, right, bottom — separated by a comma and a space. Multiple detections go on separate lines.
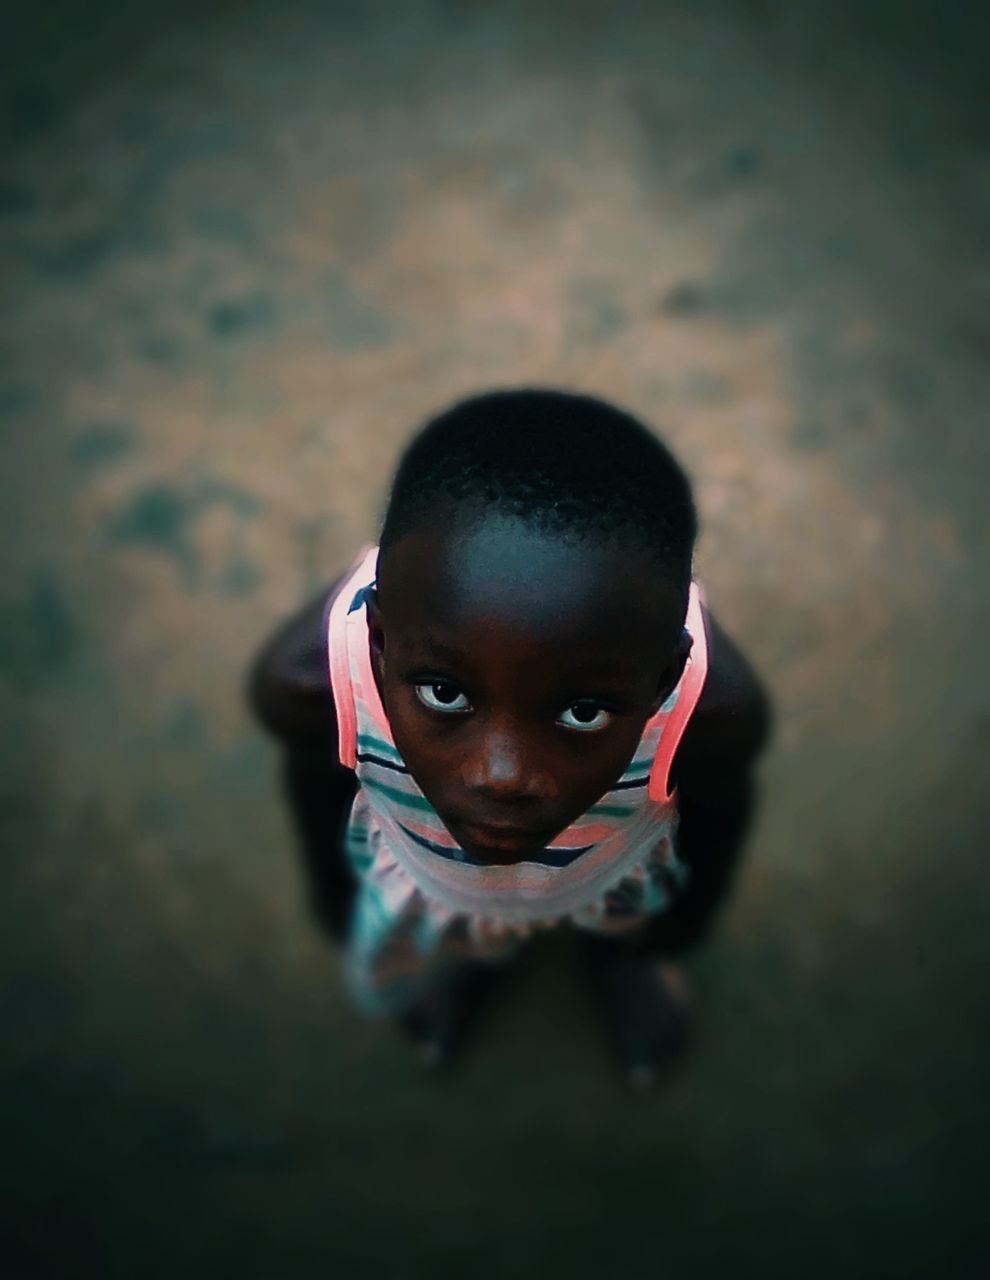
378, 516, 682, 664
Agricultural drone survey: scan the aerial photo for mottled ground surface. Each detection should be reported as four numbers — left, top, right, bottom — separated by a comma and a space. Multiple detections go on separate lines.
2, 2, 989, 1277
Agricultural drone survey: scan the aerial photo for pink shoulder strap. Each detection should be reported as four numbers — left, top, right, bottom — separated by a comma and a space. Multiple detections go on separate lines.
647, 581, 710, 804
325, 543, 378, 770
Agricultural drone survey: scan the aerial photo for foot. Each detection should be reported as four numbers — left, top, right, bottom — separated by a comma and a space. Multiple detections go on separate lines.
397, 961, 500, 1070
584, 943, 692, 1088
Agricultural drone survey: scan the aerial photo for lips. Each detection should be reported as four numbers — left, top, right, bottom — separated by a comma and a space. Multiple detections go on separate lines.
456, 821, 550, 852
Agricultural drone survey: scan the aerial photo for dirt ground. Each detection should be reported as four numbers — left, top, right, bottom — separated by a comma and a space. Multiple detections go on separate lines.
2, 2, 988, 1277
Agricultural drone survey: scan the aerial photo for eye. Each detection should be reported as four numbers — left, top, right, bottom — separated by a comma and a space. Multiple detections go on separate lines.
414, 681, 472, 714
558, 702, 614, 732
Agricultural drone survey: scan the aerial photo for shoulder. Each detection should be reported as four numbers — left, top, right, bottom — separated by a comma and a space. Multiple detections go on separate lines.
670, 604, 772, 786
246, 568, 357, 760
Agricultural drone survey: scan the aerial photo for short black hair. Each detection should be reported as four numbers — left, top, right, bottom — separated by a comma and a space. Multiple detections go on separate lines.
377, 387, 697, 605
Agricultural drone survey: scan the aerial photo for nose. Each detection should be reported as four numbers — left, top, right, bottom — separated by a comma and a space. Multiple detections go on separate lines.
461, 728, 546, 805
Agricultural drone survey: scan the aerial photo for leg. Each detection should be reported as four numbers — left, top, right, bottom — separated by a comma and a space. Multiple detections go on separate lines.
584, 768, 760, 1084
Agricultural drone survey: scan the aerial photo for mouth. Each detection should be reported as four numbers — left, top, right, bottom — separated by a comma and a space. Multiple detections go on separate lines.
453, 821, 552, 856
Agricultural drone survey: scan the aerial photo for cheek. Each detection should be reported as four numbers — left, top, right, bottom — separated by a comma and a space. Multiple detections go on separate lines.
383, 686, 452, 777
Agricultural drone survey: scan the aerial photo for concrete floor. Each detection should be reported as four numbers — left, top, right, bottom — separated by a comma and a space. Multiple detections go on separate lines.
2, 2, 989, 1276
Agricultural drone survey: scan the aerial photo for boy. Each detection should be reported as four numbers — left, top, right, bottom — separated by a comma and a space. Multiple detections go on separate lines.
249, 388, 770, 1085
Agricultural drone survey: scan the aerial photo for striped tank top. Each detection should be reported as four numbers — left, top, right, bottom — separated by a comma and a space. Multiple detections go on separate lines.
326, 543, 709, 1014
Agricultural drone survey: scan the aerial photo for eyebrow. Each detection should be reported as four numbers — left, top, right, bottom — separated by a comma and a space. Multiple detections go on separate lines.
404, 639, 643, 682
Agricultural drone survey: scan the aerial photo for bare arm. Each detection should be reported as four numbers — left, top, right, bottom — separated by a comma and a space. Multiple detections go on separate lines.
246, 572, 354, 760
247, 573, 362, 933
649, 609, 771, 952
669, 607, 773, 799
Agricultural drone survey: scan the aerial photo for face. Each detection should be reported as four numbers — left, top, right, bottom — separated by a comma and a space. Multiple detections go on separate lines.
365, 514, 691, 865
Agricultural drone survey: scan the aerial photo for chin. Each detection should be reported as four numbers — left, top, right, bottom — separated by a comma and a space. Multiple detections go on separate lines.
456, 828, 552, 865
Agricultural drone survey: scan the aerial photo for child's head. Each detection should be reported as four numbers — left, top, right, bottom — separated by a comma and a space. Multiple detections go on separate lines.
366, 388, 698, 863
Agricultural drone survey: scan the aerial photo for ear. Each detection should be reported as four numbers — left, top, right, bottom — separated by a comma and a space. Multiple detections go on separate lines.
365, 586, 386, 661
647, 628, 693, 715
